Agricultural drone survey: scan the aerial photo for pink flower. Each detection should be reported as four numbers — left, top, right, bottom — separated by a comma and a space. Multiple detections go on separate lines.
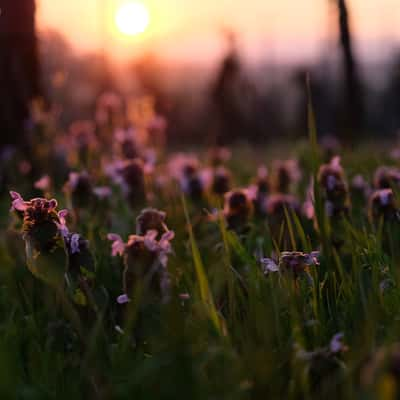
34, 175, 51, 191
200, 168, 213, 189
303, 200, 315, 220
9, 191, 28, 212
66, 172, 81, 191
143, 230, 175, 266
93, 186, 112, 199
352, 174, 367, 190
258, 165, 268, 179
18, 160, 31, 175
107, 233, 126, 256
143, 230, 159, 251
330, 156, 342, 170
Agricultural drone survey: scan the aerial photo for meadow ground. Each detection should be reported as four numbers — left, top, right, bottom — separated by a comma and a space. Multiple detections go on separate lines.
2, 114, 400, 399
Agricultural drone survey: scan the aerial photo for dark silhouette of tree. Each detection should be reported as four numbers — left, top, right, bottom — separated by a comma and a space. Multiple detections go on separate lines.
333, 0, 364, 138
211, 32, 254, 146
0, 0, 42, 148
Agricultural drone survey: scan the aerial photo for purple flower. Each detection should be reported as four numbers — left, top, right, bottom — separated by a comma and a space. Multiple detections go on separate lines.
378, 188, 392, 206
117, 294, 131, 304
368, 188, 398, 223
260, 258, 280, 274
329, 333, 346, 354
70, 234, 81, 254
57, 209, 69, 237
261, 251, 320, 278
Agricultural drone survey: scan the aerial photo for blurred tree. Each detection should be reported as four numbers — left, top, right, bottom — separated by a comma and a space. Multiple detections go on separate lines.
0, 0, 42, 148
211, 32, 255, 146
332, 0, 364, 139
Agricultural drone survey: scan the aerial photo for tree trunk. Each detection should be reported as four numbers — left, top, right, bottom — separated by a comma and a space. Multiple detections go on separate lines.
0, 0, 42, 148
336, 0, 364, 139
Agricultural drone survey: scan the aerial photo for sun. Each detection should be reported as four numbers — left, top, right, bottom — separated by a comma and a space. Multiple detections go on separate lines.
115, 2, 150, 36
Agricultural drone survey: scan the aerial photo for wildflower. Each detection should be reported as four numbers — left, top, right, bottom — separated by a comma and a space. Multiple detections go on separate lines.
260, 257, 280, 274
57, 209, 69, 238
379, 278, 394, 294
251, 165, 270, 214
264, 193, 300, 245
373, 166, 400, 189
107, 233, 125, 257
108, 229, 175, 302
10, 192, 66, 235
211, 167, 232, 196
296, 332, 347, 392
368, 188, 398, 223
116, 159, 146, 206
19, 160, 32, 175
319, 135, 341, 162
69, 120, 96, 149
169, 154, 206, 200
63, 171, 94, 209
117, 294, 131, 304
70, 234, 81, 254
208, 147, 231, 167
352, 174, 368, 191
66, 232, 95, 282
317, 156, 350, 217
272, 159, 301, 193
265, 193, 300, 216
223, 189, 254, 232
255, 165, 270, 194
93, 186, 112, 200
329, 333, 347, 354
136, 208, 168, 236
34, 175, 51, 192
351, 174, 371, 201
147, 115, 167, 148
9, 192, 68, 286
115, 127, 140, 160
95, 91, 123, 126
261, 251, 319, 278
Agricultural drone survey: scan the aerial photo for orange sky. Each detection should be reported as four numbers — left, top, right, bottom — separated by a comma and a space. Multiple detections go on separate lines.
36, 0, 400, 64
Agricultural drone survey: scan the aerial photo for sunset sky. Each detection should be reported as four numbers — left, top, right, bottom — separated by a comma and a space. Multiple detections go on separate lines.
36, 0, 400, 64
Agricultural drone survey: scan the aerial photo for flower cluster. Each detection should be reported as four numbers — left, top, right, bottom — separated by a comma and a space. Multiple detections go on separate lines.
223, 189, 254, 232
368, 188, 399, 223
261, 250, 320, 278
108, 210, 174, 304
317, 156, 350, 218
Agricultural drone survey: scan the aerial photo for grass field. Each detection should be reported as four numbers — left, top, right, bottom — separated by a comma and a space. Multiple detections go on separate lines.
2, 100, 400, 399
